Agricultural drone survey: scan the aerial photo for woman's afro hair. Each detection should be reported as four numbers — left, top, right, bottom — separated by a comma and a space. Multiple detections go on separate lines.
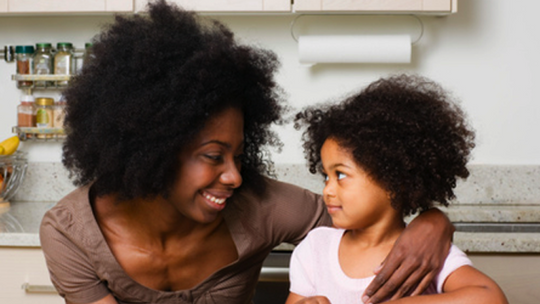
295, 74, 475, 216
62, 0, 286, 199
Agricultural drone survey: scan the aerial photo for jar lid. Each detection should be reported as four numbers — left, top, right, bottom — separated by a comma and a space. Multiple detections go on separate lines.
35, 97, 54, 106
36, 43, 52, 48
56, 42, 73, 48
20, 94, 35, 102
15, 45, 35, 54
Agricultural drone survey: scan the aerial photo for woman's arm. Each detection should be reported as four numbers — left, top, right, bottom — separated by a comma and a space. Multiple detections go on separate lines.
363, 208, 455, 303
66, 294, 118, 304
383, 266, 508, 304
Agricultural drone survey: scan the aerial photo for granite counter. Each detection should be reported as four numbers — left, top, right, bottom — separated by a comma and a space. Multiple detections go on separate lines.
1, 163, 539, 253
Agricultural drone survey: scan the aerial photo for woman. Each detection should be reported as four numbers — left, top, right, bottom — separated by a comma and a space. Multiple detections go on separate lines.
40, 1, 454, 303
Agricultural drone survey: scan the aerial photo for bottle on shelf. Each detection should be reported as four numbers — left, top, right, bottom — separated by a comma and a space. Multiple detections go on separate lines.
15, 45, 35, 88
34, 97, 55, 139
82, 42, 95, 69
33, 43, 54, 87
17, 93, 35, 128
54, 42, 75, 86
53, 97, 67, 139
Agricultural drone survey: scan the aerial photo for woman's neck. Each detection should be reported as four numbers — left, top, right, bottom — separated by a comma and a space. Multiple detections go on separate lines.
93, 193, 224, 243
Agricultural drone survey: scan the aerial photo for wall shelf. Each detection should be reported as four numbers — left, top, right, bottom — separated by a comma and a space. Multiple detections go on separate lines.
12, 127, 66, 142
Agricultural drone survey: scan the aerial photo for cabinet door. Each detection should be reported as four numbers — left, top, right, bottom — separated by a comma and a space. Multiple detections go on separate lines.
6, 0, 132, 13
136, 0, 290, 12
295, 0, 454, 13
0, 0, 7, 13
0, 248, 63, 304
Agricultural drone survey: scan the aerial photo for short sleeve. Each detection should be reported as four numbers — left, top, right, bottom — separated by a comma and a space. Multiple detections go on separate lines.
40, 206, 110, 304
288, 235, 317, 297
435, 244, 473, 293
262, 178, 332, 245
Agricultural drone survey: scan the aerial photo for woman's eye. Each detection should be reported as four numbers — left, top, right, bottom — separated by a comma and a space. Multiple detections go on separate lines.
337, 172, 346, 180
205, 154, 222, 161
234, 154, 245, 162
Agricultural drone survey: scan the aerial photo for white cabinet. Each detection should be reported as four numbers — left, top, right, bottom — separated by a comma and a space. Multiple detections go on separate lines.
0, 0, 133, 14
294, 0, 457, 14
135, 0, 291, 13
469, 253, 540, 304
0, 247, 63, 304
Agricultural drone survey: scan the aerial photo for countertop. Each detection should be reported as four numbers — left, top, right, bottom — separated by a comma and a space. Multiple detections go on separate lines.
1, 163, 540, 253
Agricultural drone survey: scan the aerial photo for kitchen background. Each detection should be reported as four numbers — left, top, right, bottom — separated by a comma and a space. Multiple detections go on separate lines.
0, 0, 539, 165
1, 0, 539, 303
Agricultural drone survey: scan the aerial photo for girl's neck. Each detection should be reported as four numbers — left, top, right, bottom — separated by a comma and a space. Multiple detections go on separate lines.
346, 217, 406, 247
338, 218, 406, 279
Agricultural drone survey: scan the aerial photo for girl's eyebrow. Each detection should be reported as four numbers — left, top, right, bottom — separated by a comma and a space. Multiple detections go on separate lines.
327, 163, 352, 171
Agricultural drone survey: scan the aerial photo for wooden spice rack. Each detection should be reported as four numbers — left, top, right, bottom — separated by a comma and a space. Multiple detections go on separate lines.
11, 74, 69, 141
12, 127, 65, 141
11, 74, 72, 89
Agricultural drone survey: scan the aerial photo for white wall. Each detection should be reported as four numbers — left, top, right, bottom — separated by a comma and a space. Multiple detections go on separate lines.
1, 0, 539, 165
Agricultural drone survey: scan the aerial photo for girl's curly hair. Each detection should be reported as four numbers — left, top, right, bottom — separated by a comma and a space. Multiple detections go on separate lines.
295, 74, 475, 216
62, 0, 286, 199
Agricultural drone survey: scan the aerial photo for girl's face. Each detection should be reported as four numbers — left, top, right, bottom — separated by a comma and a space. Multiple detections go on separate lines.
320, 138, 398, 230
169, 107, 244, 224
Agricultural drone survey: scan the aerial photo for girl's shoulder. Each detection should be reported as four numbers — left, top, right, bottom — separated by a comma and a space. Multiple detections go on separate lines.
304, 227, 345, 244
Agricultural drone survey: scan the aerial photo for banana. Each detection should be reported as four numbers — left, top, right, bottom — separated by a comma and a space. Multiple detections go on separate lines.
0, 136, 20, 156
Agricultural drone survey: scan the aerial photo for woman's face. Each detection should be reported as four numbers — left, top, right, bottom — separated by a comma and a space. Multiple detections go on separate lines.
320, 138, 397, 230
169, 107, 244, 224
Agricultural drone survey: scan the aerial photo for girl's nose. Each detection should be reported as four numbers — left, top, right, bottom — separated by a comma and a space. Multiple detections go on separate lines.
323, 180, 336, 201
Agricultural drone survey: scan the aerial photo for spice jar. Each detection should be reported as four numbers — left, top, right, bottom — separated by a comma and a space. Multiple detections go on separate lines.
34, 97, 54, 138
53, 98, 66, 129
15, 45, 35, 88
33, 43, 54, 87
17, 94, 35, 128
81, 42, 95, 70
54, 42, 75, 86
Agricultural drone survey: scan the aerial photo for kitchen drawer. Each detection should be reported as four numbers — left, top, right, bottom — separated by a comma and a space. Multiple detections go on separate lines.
0, 247, 62, 304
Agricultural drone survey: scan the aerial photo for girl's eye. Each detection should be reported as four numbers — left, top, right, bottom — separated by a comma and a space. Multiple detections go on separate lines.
324, 174, 329, 182
337, 172, 347, 180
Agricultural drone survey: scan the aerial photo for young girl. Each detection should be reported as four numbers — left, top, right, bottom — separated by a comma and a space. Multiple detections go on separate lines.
287, 75, 508, 304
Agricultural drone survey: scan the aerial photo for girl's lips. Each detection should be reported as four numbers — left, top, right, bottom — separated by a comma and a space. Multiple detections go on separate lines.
326, 205, 342, 214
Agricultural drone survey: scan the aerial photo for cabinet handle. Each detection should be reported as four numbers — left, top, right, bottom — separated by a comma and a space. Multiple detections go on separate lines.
21, 283, 58, 294
259, 267, 289, 282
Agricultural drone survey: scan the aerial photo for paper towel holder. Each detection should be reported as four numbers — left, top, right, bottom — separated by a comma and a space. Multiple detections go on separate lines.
289, 14, 424, 45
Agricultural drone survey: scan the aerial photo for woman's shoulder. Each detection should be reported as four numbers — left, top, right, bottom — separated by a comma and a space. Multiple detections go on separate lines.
40, 185, 95, 244
43, 186, 92, 222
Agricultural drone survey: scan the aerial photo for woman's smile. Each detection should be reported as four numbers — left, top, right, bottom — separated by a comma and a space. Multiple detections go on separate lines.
169, 107, 245, 224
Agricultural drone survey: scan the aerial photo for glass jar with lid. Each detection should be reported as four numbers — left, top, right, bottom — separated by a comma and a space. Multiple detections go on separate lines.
54, 42, 75, 86
33, 43, 54, 87
15, 45, 35, 88
34, 97, 55, 138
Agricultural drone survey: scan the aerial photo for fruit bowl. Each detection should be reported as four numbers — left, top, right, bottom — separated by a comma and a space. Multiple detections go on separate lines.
0, 151, 28, 206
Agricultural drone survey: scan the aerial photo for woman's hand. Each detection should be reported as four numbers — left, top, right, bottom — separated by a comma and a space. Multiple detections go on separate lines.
362, 208, 454, 304
293, 296, 332, 304
286, 292, 331, 304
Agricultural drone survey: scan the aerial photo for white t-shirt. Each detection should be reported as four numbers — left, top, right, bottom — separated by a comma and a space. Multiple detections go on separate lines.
289, 227, 472, 304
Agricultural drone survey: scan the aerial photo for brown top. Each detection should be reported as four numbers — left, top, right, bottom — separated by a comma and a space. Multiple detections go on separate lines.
40, 178, 331, 304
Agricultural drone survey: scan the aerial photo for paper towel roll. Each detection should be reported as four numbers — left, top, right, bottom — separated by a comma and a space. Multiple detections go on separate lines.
298, 35, 411, 65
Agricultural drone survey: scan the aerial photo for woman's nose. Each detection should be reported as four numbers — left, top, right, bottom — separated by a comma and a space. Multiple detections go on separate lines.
220, 160, 243, 189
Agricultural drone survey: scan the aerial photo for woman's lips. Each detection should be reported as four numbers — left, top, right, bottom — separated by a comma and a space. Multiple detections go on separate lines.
201, 191, 231, 211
